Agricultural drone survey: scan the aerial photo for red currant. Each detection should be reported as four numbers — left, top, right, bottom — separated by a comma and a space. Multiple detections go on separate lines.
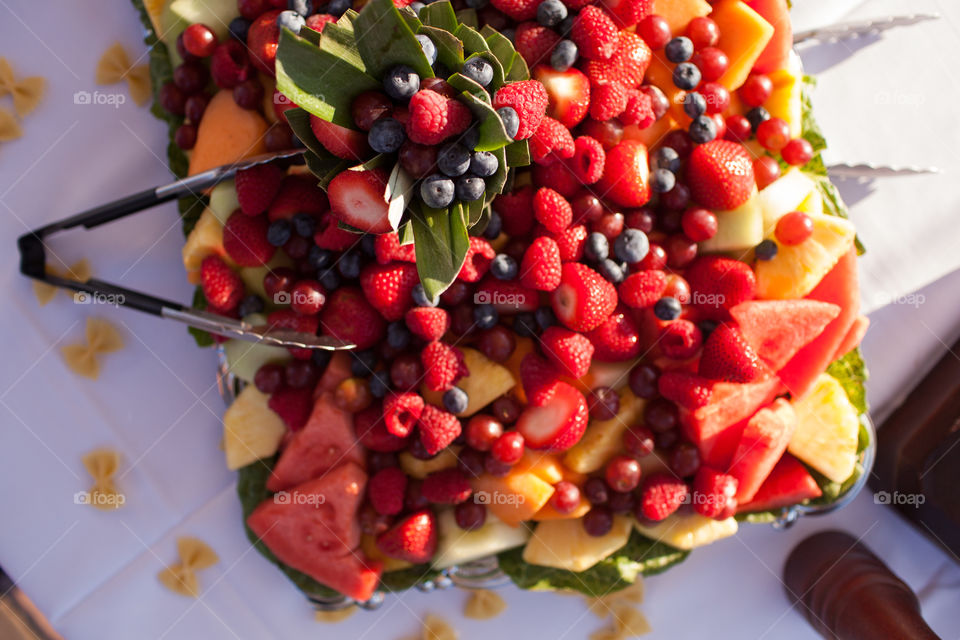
699, 82, 729, 115
605, 455, 642, 492
583, 506, 614, 536
350, 91, 393, 131
686, 17, 720, 49
254, 363, 284, 394
725, 114, 752, 142
182, 24, 218, 58
681, 207, 718, 241
782, 137, 814, 166
465, 415, 504, 451
665, 233, 698, 268
593, 212, 625, 241
637, 15, 672, 50
455, 501, 487, 530
477, 326, 516, 362
233, 78, 264, 110
290, 280, 326, 315
775, 211, 814, 246
579, 118, 623, 150
491, 432, 524, 464
571, 192, 605, 224
756, 117, 791, 152
583, 477, 609, 504
740, 74, 773, 107
263, 267, 296, 299
663, 274, 691, 304
623, 425, 656, 458
390, 354, 423, 390
637, 243, 667, 270
628, 364, 660, 399
174, 123, 197, 150
692, 47, 729, 83
753, 155, 781, 190
550, 481, 581, 514
589, 387, 621, 420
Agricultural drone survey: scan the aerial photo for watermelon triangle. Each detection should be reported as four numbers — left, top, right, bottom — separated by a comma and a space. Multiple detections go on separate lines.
267, 392, 364, 492
833, 314, 869, 361
737, 452, 822, 513
728, 398, 797, 502
315, 351, 353, 398
730, 299, 840, 370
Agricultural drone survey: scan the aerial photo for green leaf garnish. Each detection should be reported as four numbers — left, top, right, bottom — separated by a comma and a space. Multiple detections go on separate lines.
418, 25, 465, 70
458, 90, 513, 151
505, 139, 530, 167
455, 23, 490, 55
481, 25, 520, 77
419, 1, 458, 32
412, 202, 470, 299
353, 0, 434, 79
456, 8, 479, 29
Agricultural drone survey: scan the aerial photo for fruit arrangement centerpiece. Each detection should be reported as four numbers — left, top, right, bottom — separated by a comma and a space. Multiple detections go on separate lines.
135, 0, 871, 606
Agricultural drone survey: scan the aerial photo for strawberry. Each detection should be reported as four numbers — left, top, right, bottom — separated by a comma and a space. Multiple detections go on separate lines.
320, 287, 386, 350
620, 89, 655, 127
619, 270, 667, 309
368, 467, 407, 516
551, 262, 618, 332
327, 168, 393, 234
493, 185, 536, 237
406, 89, 472, 145
529, 116, 576, 166
492, 81, 549, 140
376, 509, 437, 563
235, 163, 284, 216
589, 82, 628, 121
520, 236, 562, 291
516, 380, 589, 451
660, 319, 703, 360
520, 353, 561, 404
421, 341, 468, 392
360, 262, 419, 321
246, 10, 282, 75
581, 31, 651, 89
355, 404, 410, 451
586, 309, 643, 361
310, 114, 371, 161
417, 404, 462, 455
698, 324, 764, 382
305, 13, 336, 32
532, 65, 591, 129
595, 140, 651, 208
267, 387, 313, 431
405, 307, 450, 341
571, 6, 620, 60
490, 0, 540, 21
313, 211, 359, 251
686, 140, 756, 211
562, 0, 593, 8
533, 187, 573, 233
223, 210, 276, 267
421, 468, 472, 504
374, 232, 417, 265
683, 256, 757, 319
639, 472, 689, 521
552, 224, 588, 262
515, 22, 560, 68
200, 255, 244, 312
692, 466, 738, 519
457, 237, 496, 283
268, 174, 330, 221
541, 326, 594, 378
531, 160, 581, 198
658, 370, 713, 410
569, 136, 606, 185
383, 392, 425, 438
475, 277, 539, 314
601, 0, 652, 28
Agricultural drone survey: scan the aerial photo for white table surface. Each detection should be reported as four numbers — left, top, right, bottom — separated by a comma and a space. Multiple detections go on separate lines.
1, 0, 959, 638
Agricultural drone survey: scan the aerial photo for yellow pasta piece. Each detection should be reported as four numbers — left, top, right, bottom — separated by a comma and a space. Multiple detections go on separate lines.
0, 58, 45, 118
463, 589, 506, 620
585, 580, 645, 616
0, 58, 13, 95
611, 604, 651, 637
126, 65, 151, 106
0, 107, 21, 142
61, 317, 123, 379
95, 43, 150, 106
422, 614, 457, 640
314, 606, 356, 623
33, 259, 92, 306
157, 537, 219, 597
81, 448, 124, 510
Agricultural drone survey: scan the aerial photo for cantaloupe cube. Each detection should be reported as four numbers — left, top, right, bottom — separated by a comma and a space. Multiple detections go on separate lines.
532, 499, 591, 521
188, 90, 269, 176
651, 0, 711, 35
472, 469, 555, 526
712, 0, 775, 91
399, 447, 461, 479
564, 390, 646, 474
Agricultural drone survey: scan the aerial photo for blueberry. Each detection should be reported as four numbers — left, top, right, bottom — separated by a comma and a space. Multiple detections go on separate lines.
465, 0, 488, 8
370, 370, 391, 398
470, 151, 498, 177
443, 387, 469, 413
654, 296, 682, 321
318, 268, 341, 290
535, 307, 556, 330
614, 228, 650, 264
490, 253, 518, 280
292, 212, 317, 237
351, 349, 379, 376
288, 0, 313, 15
597, 258, 625, 284
755, 239, 779, 260
501, 27, 516, 42
551, 40, 578, 72
672, 62, 701, 91
311, 349, 332, 370
228, 17, 251, 42
746, 106, 770, 132
688, 115, 717, 144
537, 0, 567, 27
650, 168, 676, 194
438, 143, 471, 177
420, 174, 456, 208
483, 211, 502, 239
338, 252, 362, 279
267, 219, 292, 247
308, 245, 332, 269
652, 146, 681, 173
277, 10, 306, 33
326, 0, 350, 16
473, 303, 499, 329
387, 321, 412, 349
369, 117, 406, 153
361, 233, 377, 257
699, 319, 719, 340
412, 283, 439, 307
513, 312, 538, 337
584, 232, 610, 262
409, 1, 425, 12
683, 91, 707, 118
415, 34, 438, 65
497, 106, 519, 139
237, 294, 265, 318
463, 57, 494, 87
384, 65, 420, 101
455, 174, 485, 202
665, 37, 694, 63
558, 15, 575, 35
433, 62, 451, 78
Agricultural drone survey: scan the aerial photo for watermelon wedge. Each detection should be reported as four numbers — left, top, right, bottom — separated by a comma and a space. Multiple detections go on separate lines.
315, 351, 353, 397
737, 452, 822, 513
778, 248, 859, 399
730, 299, 840, 370
267, 392, 364, 492
728, 398, 797, 502
833, 314, 869, 361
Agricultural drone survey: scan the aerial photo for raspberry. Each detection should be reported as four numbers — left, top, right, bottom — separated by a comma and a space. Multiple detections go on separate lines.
355, 404, 409, 451
494, 186, 535, 237
532, 161, 580, 198
620, 89, 655, 127
406, 89, 472, 145
692, 466, 738, 519
520, 353, 561, 404
200, 255, 244, 313
657, 370, 711, 410
659, 319, 703, 360
405, 307, 451, 341
490, 0, 540, 21
552, 224, 588, 262
589, 82, 628, 121
519, 236, 563, 291
569, 136, 606, 185
582, 31, 651, 88
515, 22, 560, 68
383, 392, 425, 437
235, 163, 284, 216
639, 472, 690, 521
561, 0, 593, 8
359, 262, 420, 321
586, 309, 642, 361
223, 211, 275, 267
421, 468, 472, 504
493, 81, 549, 140
541, 326, 594, 378
601, 0, 653, 28
267, 387, 313, 431
529, 116, 576, 166
374, 233, 417, 265
417, 404, 462, 455
618, 270, 667, 309
571, 6, 620, 61
533, 187, 573, 233
457, 237, 495, 283
421, 341, 468, 392
368, 467, 407, 515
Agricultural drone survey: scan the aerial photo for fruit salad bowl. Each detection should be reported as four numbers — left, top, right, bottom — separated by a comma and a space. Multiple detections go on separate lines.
133, 0, 875, 612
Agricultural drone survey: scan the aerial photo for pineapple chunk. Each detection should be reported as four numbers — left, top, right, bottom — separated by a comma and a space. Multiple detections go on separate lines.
362, 534, 413, 572
700, 192, 763, 253
421, 348, 516, 417
756, 169, 818, 236
223, 386, 287, 470
433, 510, 530, 569
208, 179, 239, 224
182, 208, 229, 285
399, 447, 461, 479
755, 214, 855, 299
522, 515, 633, 572
633, 512, 738, 550
766, 52, 804, 137
564, 390, 645, 474
788, 374, 860, 483
796, 188, 824, 215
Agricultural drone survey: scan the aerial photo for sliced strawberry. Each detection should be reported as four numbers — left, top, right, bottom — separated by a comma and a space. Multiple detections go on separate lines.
550, 262, 618, 332
516, 380, 589, 451
596, 140, 651, 208
235, 163, 284, 216
375, 509, 437, 563
309, 115, 371, 162
532, 65, 591, 129
327, 168, 393, 234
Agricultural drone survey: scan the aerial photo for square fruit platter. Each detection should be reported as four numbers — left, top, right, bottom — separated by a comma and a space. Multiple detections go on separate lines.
133, 0, 872, 607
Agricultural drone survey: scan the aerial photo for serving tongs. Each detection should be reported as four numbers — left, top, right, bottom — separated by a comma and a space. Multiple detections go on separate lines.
794, 13, 940, 44
16, 148, 354, 351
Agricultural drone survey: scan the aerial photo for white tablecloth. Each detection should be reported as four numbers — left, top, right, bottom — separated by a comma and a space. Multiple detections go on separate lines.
1, 0, 958, 638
